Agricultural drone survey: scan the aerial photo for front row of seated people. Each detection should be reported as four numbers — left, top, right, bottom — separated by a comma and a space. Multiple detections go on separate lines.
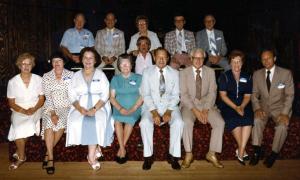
7, 47, 294, 173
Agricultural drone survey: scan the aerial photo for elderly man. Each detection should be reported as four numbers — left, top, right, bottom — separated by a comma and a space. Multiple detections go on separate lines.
250, 49, 294, 168
140, 47, 183, 170
165, 14, 195, 70
134, 36, 153, 75
179, 48, 225, 168
196, 14, 230, 71
60, 13, 95, 71
127, 15, 161, 56
95, 12, 125, 74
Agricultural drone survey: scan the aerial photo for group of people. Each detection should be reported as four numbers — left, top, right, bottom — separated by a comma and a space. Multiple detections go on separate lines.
7, 11, 294, 175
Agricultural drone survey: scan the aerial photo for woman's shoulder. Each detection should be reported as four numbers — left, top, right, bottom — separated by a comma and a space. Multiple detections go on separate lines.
31, 73, 43, 81
8, 74, 20, 84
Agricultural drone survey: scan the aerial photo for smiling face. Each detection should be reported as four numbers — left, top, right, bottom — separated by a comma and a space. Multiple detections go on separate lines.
52, 58, 64, 73
230, 56, 243, 73
119, 58, 132, 75
105, 13, 116, 29
191, 51, 205, 69
154, 49, 168, 69
19, 58, 33, 74
82, 51, 96, 70
261, 50, 276, 70
74, 14, 85, 31
204, 15, 215, 31
138, 39, 150, 54
174, 16, 185, 31
137, 19, 148, 33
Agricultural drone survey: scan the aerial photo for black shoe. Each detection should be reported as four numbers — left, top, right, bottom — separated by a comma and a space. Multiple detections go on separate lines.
119, 154, 128, 164
46, 160, 55, 175
42, 154, 48, 169
167, 154, 181, 170
249, 146, 261, 166
263, 151, 278, 168
115, 156, 122, 164
142, 156, 153, 170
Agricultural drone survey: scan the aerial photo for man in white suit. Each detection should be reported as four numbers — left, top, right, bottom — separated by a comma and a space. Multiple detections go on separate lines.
140, 47, 184, 170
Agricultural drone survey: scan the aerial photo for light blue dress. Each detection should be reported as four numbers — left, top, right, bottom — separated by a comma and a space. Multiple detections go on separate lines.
110, 73, 142, 126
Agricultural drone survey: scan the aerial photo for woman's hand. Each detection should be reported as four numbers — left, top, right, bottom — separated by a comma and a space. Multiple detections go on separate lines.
78, 106, 88, 115
235, 106, 244, 116
119, 108, 130, 115
51, 113, 59, 125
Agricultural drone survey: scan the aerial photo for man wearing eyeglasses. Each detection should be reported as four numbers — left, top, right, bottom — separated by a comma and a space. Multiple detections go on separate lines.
179, 48, 225, 169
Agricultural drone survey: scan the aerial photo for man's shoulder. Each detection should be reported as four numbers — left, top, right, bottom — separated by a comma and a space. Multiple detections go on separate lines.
196, 29, 206, 36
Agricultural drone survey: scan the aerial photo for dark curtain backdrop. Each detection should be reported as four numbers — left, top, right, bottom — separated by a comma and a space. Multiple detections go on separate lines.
0, 0, 299, 96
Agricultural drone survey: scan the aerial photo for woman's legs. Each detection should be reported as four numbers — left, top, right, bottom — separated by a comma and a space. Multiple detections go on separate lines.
15, 138, 27, 160
44, 128, 64, 167
115, 121, 124, 157
232, 126, 252, 158
122, 124, 134, 157
232, 127, 243, 156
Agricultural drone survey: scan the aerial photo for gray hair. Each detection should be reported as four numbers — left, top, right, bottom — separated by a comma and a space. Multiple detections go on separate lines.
189, 48, 206, 59
117, 54, 133, 71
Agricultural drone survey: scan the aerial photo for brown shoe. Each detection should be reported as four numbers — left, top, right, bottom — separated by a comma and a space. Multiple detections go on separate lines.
205, 152, 224, 168
181, 153, 193, 168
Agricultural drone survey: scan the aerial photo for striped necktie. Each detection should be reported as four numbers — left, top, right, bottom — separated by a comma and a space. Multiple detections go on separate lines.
195, 69, 202, 99
209, 32, 217, 56
177, 31, 183, 53
159, 69, 166, 97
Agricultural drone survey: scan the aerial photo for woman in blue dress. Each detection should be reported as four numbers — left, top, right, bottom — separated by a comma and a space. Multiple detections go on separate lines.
110, 54, 143, 164
218, 50, 253, 165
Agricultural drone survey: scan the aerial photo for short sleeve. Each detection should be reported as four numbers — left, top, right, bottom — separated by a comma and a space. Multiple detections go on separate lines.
110, 76, 117, 91
218, 73, 228, 91
60, 30, 69, 47
88, 31, 95, 47
7, 79, 15, 98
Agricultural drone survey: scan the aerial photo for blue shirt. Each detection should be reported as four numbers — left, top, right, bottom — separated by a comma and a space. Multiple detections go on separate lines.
60, 28, 95, 53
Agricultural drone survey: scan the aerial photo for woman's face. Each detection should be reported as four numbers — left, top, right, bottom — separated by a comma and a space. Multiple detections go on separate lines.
82, 51, 96, 69
231, 56, 243, 73
119, 59, 132, 74
52, 58, 64, 73
19, 58, 33, 74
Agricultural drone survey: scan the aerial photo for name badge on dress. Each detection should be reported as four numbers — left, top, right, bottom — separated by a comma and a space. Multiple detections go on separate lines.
63, 76, 72, 81
129, 80, 136, 86
277, 83, 285, 89
239, 78, 247, 83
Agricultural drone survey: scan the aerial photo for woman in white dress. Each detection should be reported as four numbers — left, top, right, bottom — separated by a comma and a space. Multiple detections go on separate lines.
66, 47, 114, 170
41, 52, 73, 174
7, 53, 45, 170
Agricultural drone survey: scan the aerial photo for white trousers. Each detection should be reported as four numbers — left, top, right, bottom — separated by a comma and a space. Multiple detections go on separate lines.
139, 109, 184, 158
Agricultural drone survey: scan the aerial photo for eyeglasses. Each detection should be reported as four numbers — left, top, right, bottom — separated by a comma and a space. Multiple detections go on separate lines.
192, 56, 204, 60
138, 22, 147, 26
21, 63, 32, 66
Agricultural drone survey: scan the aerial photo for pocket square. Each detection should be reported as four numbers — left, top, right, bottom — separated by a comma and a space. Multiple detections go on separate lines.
216, 37, 222, 40
277, 83, 285, 89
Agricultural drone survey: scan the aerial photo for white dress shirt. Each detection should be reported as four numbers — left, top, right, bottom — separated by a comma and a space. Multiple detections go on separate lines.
265, 65, 276, 82
135, 52, 153, 75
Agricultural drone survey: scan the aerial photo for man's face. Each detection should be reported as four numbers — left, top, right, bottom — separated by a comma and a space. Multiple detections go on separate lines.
204, 15, 215, 30
74, 14, 85, 30
105, 13, 116, 29
174, 16, 185, 31
261, 51, 276, 70
154, 50, 168, 69
191, 51, 205, 69
138, 40, 150, 54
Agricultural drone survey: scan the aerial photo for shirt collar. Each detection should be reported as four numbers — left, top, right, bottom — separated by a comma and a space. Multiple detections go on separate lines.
176, 29, 184, 35
106, 27, 115, 32
156, 66, 167, 74
266, 65, 275, 74
206, 29, 214, 35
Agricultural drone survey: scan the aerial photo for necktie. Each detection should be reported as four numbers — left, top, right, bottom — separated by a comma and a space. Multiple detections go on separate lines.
107, 30, 113, 46
177, 31, 183, 53
195, 69, 202, 99
266, 70, 271, 92
209, 33, 217, 56
159, 69, 166, 97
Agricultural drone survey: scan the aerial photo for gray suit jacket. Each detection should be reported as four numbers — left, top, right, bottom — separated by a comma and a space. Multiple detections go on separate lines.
179, 65, 217, 110
196, 29, 227, 56
252, 66, 294, 116
141, 65, 180, 113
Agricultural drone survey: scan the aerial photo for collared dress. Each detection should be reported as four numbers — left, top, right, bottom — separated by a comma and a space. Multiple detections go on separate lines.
66, 69, 114, 147
41, 69, 73, 139
110, 73, 142, 126
7, 74, 43, 141
218, 70, 254, 131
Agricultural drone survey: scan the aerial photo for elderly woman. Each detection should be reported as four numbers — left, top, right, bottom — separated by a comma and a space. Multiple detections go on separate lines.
7, 53, 45, 170
41, 52, 73, 174
66, 47, 114, 170
218, 50, 253, 165
110, 54, 143, 164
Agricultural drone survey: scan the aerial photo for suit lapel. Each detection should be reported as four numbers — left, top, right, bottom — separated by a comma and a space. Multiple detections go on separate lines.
201, 67, 207, 97
214, 30, 221, 52
203, 31, 210, 51
188, 67, 196, 98
260, 69, 269, 95
270, 66, 279, 95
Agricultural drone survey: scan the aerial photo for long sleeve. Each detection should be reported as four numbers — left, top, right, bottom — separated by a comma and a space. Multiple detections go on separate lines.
281, 70, 294, 115
251, 71, 261, 111
166, 70, 180, 110
179, 70, 195, 110
140, 69, 157, 111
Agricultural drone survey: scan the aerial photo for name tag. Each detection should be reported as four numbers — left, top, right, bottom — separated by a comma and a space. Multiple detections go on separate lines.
113, 33, 119, 38
63, 76, 72, 81
129, 80, 136, 85
239, 78, 247, 83
277, 83, 285, 89
83, 34, 89, 39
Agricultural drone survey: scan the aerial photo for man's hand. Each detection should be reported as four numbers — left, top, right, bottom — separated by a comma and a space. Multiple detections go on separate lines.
192, 108, 208, 124
151, 110, 161, 126
162, 110, 172, 123
254, 109, 266, 120
72, 55, 80, 63
277, 114, 289, 126
208, 55, 221, 64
